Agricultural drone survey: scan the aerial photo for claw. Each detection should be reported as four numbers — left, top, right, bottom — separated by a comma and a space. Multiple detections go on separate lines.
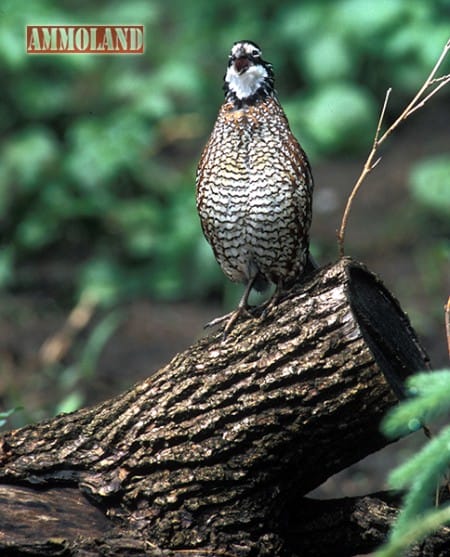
204, 307, 251, 330
260, 280, 284, 320
204, 275, 258, 340
205, 305, 253, 341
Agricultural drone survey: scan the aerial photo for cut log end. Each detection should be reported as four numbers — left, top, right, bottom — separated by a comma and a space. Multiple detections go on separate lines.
346, 262, 430, 398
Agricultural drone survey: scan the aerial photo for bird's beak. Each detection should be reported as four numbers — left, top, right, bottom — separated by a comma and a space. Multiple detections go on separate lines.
234, 56, 251, 74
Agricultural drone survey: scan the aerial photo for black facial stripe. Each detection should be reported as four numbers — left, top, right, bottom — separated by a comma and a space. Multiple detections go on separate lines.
223, 42, 274, 106
228, 55, 269, 68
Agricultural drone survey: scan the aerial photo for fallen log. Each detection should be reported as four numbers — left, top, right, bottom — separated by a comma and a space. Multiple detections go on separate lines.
0, 257, 440, 556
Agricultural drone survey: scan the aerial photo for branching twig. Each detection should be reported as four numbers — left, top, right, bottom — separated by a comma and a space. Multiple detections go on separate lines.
337, 88, 391, 257
338, 39, 450, 257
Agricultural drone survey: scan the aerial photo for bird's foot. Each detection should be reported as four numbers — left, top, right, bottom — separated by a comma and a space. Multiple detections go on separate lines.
204, 306, 253, 340
205, 276, 260, 340
259, 284, 285, 320
259, 296, 278, 320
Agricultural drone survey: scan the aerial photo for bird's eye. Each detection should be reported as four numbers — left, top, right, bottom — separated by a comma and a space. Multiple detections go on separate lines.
252, 49, 260, 57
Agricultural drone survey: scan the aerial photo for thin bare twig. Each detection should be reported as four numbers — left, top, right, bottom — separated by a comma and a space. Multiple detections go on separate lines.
39, 294, 97, 365
338, 39, 450, 256
338, 88, 391, 256
430, 73, 450, 85
406, 76, 450, 117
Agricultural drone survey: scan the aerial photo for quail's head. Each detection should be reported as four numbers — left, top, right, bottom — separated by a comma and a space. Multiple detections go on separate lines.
224, 40, 274, 103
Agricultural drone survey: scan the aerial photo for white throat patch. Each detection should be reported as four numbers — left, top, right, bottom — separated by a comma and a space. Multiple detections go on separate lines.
225, 63, 268, 100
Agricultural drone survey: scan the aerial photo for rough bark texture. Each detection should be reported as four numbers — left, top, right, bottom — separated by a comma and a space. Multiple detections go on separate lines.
0, 257, 443, 557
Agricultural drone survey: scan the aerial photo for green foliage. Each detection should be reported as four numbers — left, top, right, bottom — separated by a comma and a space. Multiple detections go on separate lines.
376, 506, 450, 557
409, 156, 450, 218
0, 407, 23, 428
0, 0, 449, 305
383, 370, 450, 437
302, 83, 377, 153
53, 310, 122, 415
376, 369, 450, 556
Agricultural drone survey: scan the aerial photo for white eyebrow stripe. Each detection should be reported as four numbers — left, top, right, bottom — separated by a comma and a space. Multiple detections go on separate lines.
231, 42, 261, 58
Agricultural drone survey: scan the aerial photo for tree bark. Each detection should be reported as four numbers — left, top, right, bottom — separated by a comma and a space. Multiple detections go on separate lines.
0, 257, 438, 556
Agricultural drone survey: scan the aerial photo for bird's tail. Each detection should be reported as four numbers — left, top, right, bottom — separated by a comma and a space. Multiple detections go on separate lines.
304, 253, 319, 274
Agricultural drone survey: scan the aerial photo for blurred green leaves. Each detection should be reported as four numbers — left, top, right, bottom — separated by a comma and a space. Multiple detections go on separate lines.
0, 407, 23, 428
302, 35, 353, 83
304, 84, 377, 152
0, 0, 449, 304
1, 128, 58, 188
65, 112, 149, 188
409, 156, 450, 218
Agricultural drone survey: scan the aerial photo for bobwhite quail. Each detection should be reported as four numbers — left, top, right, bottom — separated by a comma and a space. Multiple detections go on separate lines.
196, 40, 314, 336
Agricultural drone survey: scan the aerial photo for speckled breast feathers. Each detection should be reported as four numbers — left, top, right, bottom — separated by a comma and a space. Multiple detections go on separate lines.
196, 40, 313, 294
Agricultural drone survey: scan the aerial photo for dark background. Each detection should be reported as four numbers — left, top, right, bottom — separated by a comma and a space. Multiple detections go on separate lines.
0, 0, 449, 497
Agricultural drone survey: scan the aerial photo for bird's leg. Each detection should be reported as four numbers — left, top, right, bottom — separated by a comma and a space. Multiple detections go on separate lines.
260, 279, 284, 318
222, 277, 256, 336
204, 276, 257, 337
